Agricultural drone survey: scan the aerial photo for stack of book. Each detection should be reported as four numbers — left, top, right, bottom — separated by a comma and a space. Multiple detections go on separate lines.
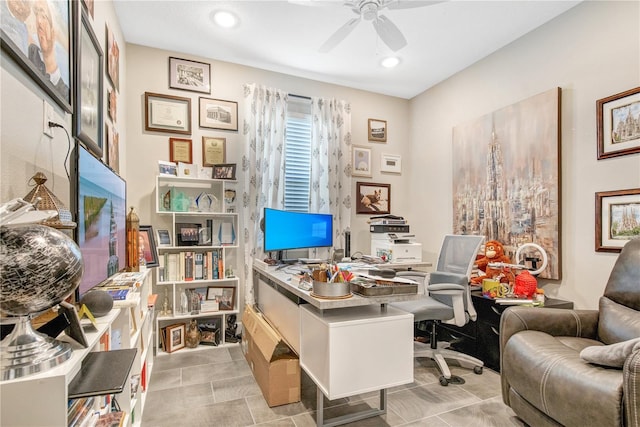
159, 249, 225, 282
96, 271, 145, 301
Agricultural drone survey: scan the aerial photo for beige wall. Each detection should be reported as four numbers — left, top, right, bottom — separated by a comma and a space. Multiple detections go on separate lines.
124, 44, 410, 258
408, 1, 640, 308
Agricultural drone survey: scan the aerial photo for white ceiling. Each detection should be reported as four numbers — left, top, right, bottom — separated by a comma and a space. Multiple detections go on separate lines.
114, 0, 582, 99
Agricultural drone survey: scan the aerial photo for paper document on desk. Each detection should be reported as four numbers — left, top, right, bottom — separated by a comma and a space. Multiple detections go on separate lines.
355, 272, 417, 284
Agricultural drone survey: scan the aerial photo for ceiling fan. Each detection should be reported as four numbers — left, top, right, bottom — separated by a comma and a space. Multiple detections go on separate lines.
316, 0, 444, 53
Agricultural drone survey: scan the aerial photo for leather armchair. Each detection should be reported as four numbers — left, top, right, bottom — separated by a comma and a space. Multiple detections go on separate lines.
500, 237, 640, 427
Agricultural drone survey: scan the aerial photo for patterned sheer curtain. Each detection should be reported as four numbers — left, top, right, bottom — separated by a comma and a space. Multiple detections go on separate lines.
309, 97, 352, 260
241, 83, 288, 304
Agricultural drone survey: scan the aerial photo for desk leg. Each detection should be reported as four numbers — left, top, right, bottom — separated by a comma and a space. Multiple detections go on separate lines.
315, 386, 387, 427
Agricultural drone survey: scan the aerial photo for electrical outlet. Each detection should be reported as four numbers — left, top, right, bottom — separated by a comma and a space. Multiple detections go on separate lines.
43, 100, 54, 137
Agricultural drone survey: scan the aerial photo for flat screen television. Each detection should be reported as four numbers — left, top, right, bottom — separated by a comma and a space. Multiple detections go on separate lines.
263, 208, 333, 253
73, 144, 127, 298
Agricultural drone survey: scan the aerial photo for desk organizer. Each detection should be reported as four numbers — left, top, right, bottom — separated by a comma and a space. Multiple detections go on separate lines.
312, 281, 351, 298
350, 281, 418, 297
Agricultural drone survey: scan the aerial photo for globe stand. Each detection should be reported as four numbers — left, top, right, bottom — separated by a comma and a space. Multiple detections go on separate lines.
1, 315, 72, 381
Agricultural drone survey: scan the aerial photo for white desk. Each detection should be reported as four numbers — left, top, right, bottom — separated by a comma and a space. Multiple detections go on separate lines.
253, 264, 417, 427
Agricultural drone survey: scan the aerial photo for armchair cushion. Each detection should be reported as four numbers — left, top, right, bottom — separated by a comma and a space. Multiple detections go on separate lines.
580, 337, 640, 368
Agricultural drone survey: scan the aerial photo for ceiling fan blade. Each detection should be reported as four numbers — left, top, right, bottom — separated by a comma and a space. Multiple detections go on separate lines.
372, 15, 407, 51
319, 17, 360, 53
385, 0, 446, 10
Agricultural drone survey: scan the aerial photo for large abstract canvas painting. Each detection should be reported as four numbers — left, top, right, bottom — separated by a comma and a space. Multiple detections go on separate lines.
452, 88, 561, 279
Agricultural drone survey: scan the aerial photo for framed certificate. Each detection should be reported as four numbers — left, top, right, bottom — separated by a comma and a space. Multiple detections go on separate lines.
202, 137, 226, 166
145, 92, 191, 134
169, 138, 192, 163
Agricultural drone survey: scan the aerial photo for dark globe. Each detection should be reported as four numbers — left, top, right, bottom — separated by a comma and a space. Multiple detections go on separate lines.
0, 224, 84, 316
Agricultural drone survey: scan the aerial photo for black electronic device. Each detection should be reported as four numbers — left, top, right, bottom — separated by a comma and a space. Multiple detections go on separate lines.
370, 224, 410, 233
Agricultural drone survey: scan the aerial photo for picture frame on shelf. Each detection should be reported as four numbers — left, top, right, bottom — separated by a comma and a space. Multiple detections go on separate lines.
597, 87, 640, 159
169, 56, 211, 94
199, 97, 238, 131
356, 182, 391, 214
206, 286, 235, 311
213, 164, 236, 180
164, 323, 186, 353
595, 188, 640, 252
176, 223, 201, 246
177, 161, 198, 178
145, 92, 191, 135
74, 5, 103, 158
169, 138, 192, 164
380, 153, 402, 174
198, 166, 213, 179
158, 160, 177, 176
352, 145, 372, 177
368, 118, 387, 142
202, 136, 226, 166
199, 320, 220, 346
156, 229, 172, 247
0, 0, 73, 112
139, 225, 159, 267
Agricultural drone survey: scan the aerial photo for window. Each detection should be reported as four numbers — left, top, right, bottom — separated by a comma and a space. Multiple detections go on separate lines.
284, 96, 312, 212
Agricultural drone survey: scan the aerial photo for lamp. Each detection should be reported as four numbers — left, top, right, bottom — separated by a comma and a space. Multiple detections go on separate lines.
126, 207, 139, 272
22, 172, 76, 229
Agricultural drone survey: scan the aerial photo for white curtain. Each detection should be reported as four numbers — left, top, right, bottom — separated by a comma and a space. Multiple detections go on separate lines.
309, 97, 352, 260
241, 83, 288, 305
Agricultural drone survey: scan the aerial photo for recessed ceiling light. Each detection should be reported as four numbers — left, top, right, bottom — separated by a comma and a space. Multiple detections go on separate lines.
381, 56, 400, 68
212, 11, 238, 28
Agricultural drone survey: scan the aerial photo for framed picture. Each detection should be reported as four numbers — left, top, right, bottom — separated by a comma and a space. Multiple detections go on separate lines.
169, 138, 192, 164
597, 87, 640, 159
105, 23, 119, 91
139, 225, 159, 267
213, 164, 236, 180
0, 0, 73, 112
206, 286, 235, 311
202, 137, 226, 166
381, 153, 402, 174
106, 123, 119, 174
595, 188, 640, 252
169, 57, 211, 94
352, 145, 372, 177
156, 229, 172, 247
164, 323, 185, 353
145, 92, 191, 135
176, 223, 200, 246
158, 160, 177, 176
73, 6, 103, 158
177, 161, 197, 178
199, 97, 238, 131
108, 87, 116, 122
356, 182, 391, 214
368, 118, 387, 142
81, 0, 94, 19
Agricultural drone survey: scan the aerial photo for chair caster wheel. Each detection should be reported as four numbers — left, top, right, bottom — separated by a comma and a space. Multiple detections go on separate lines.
439, 376, 449, 386
474, 366, 483, 375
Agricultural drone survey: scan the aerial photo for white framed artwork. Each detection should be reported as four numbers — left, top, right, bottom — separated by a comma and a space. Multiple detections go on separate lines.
352, 145, 372, 177
381, 153, 401, 174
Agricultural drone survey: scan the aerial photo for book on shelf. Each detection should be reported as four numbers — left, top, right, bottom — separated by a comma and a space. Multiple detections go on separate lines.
194, 252, 204, 280
95, 411, 125, 427
105, 288, 129, 301
184, 252, 194, 281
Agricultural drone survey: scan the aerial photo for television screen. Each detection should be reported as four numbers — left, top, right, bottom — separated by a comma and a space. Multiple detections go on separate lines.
73, 144, 126, 298
263, 208, 333, 252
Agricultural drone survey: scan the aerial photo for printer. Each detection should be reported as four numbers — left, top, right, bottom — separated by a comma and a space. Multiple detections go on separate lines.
370, 232, 422, 263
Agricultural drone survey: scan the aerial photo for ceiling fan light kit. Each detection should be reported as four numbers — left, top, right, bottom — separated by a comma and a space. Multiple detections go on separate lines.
318, 0, 441, 53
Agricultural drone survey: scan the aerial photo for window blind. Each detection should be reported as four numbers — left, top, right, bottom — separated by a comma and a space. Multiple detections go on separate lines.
284, 96, 312, 212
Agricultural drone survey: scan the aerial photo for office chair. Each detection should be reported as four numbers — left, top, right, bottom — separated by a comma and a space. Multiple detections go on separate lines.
391, 234, 485, 386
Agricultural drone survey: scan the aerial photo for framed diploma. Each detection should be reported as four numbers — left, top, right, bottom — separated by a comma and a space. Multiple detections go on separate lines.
145, 92, 191, 134
169, 138, 193, 163
202, 137, 226, 166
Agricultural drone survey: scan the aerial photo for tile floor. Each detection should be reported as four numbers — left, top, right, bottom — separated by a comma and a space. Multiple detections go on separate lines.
141, 344, 524, 427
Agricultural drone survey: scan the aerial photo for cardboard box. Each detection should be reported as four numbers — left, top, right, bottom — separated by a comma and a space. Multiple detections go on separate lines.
242, 304, 300, 407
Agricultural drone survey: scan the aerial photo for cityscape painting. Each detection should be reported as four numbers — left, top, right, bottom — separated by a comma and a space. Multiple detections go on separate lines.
452, 88, 561, 279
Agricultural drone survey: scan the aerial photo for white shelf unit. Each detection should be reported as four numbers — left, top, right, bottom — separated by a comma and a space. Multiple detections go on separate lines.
0, 270, 154, 427
154, 175, 240, 352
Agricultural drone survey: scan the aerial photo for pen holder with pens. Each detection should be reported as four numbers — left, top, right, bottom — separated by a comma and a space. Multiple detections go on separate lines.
310, 268, 351, 298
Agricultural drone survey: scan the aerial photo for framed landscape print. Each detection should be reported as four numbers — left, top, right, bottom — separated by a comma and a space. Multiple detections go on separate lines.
199, 97, 238, 131
74, 6, 103, 158
169, 57, 211, 94
0, 0, 73, 112
595, 188, 640, 252
356, 182, 391, 214
145, 92, 191, 134
368, 118, 387, 142
597, 87, 640, 159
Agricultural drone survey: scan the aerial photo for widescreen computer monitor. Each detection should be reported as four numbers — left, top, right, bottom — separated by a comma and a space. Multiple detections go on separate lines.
263, 208, 333, 254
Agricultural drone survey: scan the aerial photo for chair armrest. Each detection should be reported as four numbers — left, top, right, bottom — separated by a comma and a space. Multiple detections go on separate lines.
624, 349, 640, 427
500, 307, 599, 354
